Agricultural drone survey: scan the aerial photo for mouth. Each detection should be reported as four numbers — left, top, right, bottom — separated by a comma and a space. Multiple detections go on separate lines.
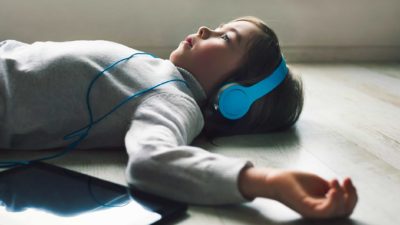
184, 37, 193, 48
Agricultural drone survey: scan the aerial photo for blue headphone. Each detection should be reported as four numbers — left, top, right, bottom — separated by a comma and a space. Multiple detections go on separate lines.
215, 56, 288, 120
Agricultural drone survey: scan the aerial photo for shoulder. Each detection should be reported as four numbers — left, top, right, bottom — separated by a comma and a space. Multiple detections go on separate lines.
139, 91, 203, 122
131, 91, 204, 143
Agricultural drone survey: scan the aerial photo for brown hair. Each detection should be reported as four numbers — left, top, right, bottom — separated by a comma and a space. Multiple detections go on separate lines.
201, 16, 304, 137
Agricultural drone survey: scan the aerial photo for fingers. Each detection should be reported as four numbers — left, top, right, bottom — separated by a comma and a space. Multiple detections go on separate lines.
298, 181, 339, 219
343, 177, 358, 216
319, 178, 357, 218
282, 175, 358, 219
312, 179, 343, 218
303, 178, 357, 219
332, 179, 347, 216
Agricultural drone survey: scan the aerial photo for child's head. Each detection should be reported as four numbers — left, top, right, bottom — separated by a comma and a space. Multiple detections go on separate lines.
171, 16, 304, 137
169, 18, 260, 94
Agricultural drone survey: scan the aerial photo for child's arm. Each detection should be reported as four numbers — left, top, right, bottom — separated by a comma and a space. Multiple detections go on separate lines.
238, 167, 358, 219
125, 93, 252, 205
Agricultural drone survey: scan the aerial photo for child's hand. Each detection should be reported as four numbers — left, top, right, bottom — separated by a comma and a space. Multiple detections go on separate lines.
239, 168, 358, 219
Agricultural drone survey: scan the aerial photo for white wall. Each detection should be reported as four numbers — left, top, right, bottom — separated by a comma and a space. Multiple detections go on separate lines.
1, 0, 399, 62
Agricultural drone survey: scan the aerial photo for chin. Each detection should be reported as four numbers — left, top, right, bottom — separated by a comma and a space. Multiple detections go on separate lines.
169, 52, 186, 68
169, 49, 180, 63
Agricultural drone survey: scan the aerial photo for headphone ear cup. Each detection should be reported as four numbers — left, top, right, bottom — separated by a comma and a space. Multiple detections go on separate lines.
213, 83, 236, 112
214, 83, 252, 120
211, 56, 288, 120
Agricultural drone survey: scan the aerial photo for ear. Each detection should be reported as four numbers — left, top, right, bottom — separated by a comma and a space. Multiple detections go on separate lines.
212, 56, 288, 120
214, 83, 252, 120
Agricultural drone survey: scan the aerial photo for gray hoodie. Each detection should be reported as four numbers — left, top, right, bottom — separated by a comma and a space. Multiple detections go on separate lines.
0, 40, 252, 204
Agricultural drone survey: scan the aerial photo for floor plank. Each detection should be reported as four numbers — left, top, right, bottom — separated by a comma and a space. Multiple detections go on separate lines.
292, 63, 400, 170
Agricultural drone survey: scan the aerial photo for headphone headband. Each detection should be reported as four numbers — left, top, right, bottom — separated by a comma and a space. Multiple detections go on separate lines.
216, 56, 288, 120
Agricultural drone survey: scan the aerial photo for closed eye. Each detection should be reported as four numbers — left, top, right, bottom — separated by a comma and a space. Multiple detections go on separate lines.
216, 23, 241, 46
220, 34, 230, 42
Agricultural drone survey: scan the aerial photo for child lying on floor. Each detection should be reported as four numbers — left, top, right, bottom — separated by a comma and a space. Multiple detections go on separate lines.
0, 16, 357, 219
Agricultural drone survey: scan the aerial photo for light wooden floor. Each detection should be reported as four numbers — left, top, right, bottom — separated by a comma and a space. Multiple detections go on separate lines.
1, 63, 399, 225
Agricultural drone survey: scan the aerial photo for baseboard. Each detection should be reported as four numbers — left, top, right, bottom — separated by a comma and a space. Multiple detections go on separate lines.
135, 46, 400, 63
282, 46, 400, 62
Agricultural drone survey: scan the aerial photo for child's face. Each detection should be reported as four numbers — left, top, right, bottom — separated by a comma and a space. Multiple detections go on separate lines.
169, 20, 260, 92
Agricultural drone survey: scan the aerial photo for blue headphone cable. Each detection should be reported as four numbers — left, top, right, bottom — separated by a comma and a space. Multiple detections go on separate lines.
0, 52, 187, 168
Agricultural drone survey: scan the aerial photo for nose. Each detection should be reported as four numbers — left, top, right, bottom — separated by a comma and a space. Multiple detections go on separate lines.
197, 26, 212, 39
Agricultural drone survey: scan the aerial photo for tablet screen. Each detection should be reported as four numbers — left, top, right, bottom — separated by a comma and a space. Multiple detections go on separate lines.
0, 162, 187, 225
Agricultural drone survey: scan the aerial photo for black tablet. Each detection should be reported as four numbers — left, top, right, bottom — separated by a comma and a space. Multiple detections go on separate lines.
0, 162, 187, 225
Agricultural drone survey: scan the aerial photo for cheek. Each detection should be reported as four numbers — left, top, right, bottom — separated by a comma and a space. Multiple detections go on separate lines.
192, 44, 225, 67
195, 47, 241, 77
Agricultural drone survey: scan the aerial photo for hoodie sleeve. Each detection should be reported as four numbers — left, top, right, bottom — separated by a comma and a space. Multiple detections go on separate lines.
124, 92, 253, 205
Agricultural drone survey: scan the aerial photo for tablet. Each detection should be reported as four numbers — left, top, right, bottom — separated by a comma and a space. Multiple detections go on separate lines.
0, 162, 187, 225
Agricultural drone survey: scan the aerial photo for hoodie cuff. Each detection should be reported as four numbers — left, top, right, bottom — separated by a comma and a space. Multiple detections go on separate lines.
209, 158, 255, 204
